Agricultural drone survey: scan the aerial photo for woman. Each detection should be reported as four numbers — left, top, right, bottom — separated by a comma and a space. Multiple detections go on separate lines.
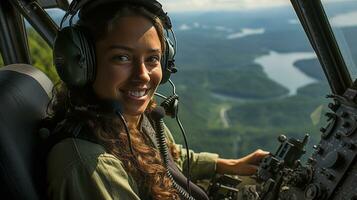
47, 1, 269, 199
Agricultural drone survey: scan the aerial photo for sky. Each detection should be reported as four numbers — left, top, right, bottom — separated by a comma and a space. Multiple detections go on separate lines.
160, 0, 355, 12
160, 0, 289, 12
64, 0, 356, 13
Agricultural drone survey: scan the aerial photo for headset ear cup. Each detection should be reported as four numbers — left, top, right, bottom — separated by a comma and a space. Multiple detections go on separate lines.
53, 26, 96, 87
160, 37, 176, 84
76, 27, 96, 83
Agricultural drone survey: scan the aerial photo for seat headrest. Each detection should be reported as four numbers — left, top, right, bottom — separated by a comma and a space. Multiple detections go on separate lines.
0, 64, 53, 97
0, 64, 53, 200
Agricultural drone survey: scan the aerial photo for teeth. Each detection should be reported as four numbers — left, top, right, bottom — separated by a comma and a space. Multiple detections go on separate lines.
128, 90, 146, 97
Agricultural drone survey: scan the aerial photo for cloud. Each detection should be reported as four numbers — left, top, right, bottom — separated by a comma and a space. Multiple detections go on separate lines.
227, 28, 265, 39
288, 19, 299, 25
214, 26, 233, 32
161, 0, 289, 12
330, 11, 357, 28
179, 24, 191, 31
193, 22, 200, 28
177, 22, 234, 32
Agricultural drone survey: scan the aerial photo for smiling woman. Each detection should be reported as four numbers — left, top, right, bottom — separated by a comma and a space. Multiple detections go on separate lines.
47, 3, 180, 199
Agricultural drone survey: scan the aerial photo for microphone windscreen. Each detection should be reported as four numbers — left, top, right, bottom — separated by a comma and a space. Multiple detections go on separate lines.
151, 106, 166, 120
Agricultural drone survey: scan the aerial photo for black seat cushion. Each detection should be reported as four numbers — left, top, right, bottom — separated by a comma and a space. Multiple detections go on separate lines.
0, 64, 53, 200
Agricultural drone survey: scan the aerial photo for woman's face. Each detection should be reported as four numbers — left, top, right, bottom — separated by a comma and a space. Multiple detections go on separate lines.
93, 16, 162, 119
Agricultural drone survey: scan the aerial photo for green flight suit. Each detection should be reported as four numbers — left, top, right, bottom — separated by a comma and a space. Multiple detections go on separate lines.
47, 116, 219, 200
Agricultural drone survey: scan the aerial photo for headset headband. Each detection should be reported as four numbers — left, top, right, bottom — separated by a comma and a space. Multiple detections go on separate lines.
67, 0, 172, 29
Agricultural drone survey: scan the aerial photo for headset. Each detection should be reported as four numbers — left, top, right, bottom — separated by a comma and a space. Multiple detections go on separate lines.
53, 0, 177, 87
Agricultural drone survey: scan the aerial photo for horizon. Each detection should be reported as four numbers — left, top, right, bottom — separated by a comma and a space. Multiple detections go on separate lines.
160, 0, 353, 12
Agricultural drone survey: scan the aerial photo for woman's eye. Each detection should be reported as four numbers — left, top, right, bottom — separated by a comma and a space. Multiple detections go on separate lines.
112, 55, 130, 62
147, 56, 160, 63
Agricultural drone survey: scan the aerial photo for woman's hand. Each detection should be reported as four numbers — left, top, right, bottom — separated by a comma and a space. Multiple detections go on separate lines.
216, 149, 270, 176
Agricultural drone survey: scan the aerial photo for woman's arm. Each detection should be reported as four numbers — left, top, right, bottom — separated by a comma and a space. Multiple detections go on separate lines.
216, 149, 270, 176
163, 124, 269, 179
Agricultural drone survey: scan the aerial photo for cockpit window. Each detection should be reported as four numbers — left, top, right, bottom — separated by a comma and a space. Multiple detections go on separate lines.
26, 22, 59, 82
321, 0, 357, 79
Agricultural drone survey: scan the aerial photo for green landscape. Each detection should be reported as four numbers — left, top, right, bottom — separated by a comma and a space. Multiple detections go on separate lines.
1, 1, 356, 160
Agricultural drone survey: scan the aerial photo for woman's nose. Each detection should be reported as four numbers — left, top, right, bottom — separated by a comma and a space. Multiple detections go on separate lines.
132, 60, 150, 83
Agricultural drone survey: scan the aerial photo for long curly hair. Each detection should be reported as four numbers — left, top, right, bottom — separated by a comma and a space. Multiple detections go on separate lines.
49, 4, 179, 199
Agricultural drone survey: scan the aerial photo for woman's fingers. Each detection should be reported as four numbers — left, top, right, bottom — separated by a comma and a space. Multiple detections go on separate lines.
242, 149, 270, 165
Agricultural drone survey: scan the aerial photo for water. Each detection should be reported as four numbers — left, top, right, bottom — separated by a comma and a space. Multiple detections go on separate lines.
254, 51, 318, 96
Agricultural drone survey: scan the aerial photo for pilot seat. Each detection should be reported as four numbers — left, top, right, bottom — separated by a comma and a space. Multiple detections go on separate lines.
0, 64, 53, 200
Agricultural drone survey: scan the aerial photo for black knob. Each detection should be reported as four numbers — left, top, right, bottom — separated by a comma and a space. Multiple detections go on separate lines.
278, 135, 287, 143
341, 112, 349, 118
328, 103, 339, 112
313, 145, 324, 155
305, 184, 321, 200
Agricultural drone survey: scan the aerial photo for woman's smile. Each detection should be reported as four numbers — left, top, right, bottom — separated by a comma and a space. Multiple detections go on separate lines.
120, 87, 151, 100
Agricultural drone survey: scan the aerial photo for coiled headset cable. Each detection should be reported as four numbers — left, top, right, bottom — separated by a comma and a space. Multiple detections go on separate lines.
155, 79, 192, 198
151, 107, 195, 200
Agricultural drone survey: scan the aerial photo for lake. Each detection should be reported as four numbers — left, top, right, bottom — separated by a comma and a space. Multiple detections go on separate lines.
254, 51, 318, 96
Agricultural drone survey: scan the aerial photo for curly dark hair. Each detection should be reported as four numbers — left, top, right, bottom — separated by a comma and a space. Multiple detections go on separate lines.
49, 4, 179, 199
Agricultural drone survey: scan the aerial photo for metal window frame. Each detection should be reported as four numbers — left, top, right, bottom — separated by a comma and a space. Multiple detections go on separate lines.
290, 0, 353, 95
0, 0, 68, 65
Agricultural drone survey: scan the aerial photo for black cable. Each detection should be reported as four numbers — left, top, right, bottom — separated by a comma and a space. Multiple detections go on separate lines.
169, 79, 176, 94
116, 111, 136, 158
69, 13, 76, 27
154, 92, 167, 99
175, 110, 191, 195
168, 79, 191, 195
60, 11, 70, 28
169, 29, 178, 58
59, 0, 78, 28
